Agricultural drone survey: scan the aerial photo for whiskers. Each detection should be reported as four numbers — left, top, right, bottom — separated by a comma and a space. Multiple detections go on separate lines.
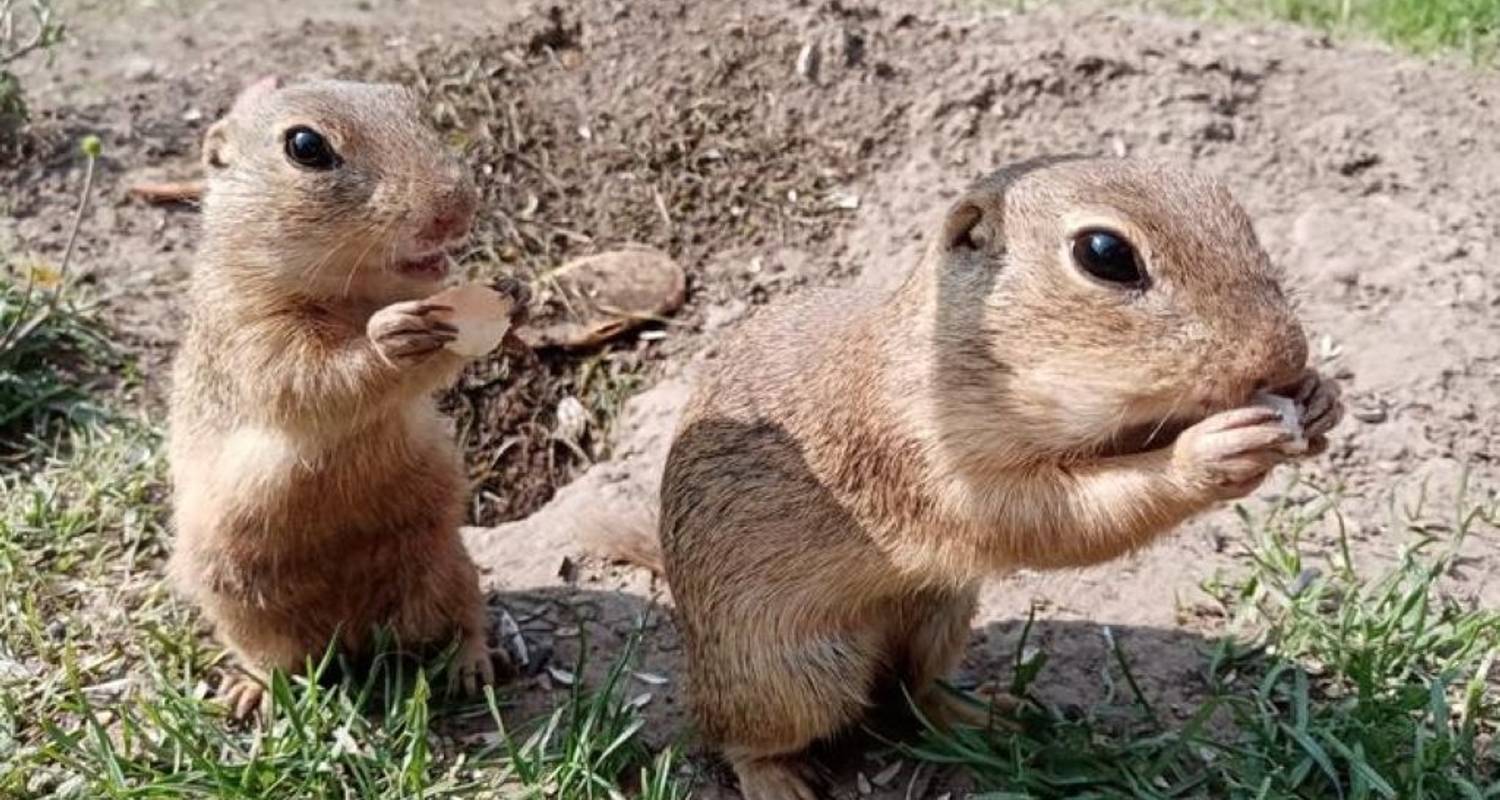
286, 216, 402, 300
1141, 389, 1190, 451
299, 220, 375, 290
341, 221, 395, 300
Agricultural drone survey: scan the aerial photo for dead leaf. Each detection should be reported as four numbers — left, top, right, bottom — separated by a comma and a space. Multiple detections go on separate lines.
127, 178, 205, 205
518, 246, 685, 349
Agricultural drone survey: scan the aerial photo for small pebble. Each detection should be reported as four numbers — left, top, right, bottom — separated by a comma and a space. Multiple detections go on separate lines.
796, 41, 821, 82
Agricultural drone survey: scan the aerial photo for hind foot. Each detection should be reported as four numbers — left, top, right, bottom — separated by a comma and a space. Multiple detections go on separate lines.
219, 671, 267, 721
916, 681, 1021, 732
448, 630, 503, 696
733, 756, 821, 800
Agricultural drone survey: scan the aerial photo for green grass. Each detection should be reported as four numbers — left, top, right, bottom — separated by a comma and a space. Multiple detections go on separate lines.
990, 0, 1500, 65
2, 134, 110, 447
491, 627, 690, 800
0, 273, 688, 798
0, 275, 121, 444
901, 477, 1500, 798
0, 417, 688, 797
1183, 0, 1500, 63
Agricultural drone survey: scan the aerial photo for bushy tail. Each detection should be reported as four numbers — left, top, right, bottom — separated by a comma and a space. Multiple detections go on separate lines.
577, 500, 663, 575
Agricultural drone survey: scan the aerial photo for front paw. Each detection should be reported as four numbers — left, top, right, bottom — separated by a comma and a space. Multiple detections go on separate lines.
1283, 368, 1345, 455
367, 300, 457, 365
1172, 406, 1296, 501
490, 276, 532, 325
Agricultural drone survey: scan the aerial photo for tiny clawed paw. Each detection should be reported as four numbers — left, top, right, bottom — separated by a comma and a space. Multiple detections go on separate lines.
220, 674, 267, 721
1293, 370, 1344, 440
449, 646, 499, 697
368, 301, 457, 362
1174, 409, 1295, 497
489, 277, 532, 322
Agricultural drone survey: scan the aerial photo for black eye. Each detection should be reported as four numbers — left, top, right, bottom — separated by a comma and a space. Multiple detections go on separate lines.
283, 126, 339, 170
1070, 228, 1144, 286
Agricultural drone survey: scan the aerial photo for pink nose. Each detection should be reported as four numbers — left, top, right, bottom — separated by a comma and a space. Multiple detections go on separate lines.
419, 180, 478, 244
421, 209, 471, 244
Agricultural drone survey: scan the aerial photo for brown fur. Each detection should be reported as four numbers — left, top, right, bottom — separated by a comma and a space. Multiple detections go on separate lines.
167, 79, 503, 718
657, 157, 1343, 799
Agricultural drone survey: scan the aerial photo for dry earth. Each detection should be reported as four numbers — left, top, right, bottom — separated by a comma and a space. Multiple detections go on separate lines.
5, 0, 1498, 796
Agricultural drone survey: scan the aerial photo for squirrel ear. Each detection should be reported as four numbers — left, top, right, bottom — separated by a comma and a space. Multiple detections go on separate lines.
230, 75, 281, 110
202, 120, 231, 170
942, 198, 995, 253
202, 76, 280, 170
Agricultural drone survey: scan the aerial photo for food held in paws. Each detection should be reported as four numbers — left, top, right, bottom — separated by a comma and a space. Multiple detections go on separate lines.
1254, 390, 1308, 454
428, 283, 517, 357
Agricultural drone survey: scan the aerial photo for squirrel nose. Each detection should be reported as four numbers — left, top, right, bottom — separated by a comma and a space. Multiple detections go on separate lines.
1248, 325, 1309, 397
421, 210, 470, 243
419, 188, 477, 244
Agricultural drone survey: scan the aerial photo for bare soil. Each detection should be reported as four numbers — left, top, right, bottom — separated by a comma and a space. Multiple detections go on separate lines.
6, 0, 1498, 796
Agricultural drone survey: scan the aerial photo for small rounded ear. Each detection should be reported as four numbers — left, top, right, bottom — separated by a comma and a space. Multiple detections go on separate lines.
232, 75, 281, 110
202, 120, 232, 170
202, 76, 280, 171
941, 198, 996, 253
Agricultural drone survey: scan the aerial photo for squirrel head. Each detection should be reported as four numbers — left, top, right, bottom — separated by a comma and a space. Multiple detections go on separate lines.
200, 78, 477, 302
927, 157, 1308, 466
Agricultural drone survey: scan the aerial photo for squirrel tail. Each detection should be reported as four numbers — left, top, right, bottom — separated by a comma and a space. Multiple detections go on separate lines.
578, 500, 663, 575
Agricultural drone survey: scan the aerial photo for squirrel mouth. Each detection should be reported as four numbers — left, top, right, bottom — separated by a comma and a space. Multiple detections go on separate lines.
394, 251, 450, 280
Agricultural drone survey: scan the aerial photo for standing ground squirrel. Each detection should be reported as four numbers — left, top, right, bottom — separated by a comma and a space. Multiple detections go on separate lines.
658, 157, 1343, 799
167, 78, 522, 718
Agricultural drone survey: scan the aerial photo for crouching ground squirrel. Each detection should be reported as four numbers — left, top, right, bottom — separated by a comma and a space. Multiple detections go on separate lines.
167, 78, 525, 718
658, 157, 1343, 799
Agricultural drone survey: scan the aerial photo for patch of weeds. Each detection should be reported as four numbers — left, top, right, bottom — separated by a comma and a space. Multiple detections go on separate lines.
0, 0, 66, 147
41, 642, 503, 798
1, 134, 110, 447
902, 476, 1500, 798
0, 275, 118, 445
9, 491, 688, 800
1173, 0, 1500, 63
31, 625, 689, 798
486, 623, 690, 799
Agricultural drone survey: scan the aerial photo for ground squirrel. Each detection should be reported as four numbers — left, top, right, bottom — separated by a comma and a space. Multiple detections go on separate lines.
658, 157, 1344, 799
167, 78, 521, 718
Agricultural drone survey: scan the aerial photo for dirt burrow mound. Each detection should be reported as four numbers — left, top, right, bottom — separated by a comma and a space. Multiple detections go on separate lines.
372, 1, 923, 521
0, 0, 911, 522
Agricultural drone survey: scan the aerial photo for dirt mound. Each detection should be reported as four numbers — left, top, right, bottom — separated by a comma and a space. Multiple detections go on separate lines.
372, 1, 904, 520
3, 0, 908, 522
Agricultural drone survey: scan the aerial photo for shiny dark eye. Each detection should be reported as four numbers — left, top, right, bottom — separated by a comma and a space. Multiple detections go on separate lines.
283, 126, 339, 170
1071, 228, 1144, 286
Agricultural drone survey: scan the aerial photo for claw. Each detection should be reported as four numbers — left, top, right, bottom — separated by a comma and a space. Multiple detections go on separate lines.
220, 673, 266, 721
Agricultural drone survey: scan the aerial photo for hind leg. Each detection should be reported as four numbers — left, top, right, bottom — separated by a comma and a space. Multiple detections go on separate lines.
692, 625, 884, 800
900, 587, 1018, 731
731, 756, 822, 800
449, 589, 499, 695
395, 533, 507, 695
212, 610, 314, 721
